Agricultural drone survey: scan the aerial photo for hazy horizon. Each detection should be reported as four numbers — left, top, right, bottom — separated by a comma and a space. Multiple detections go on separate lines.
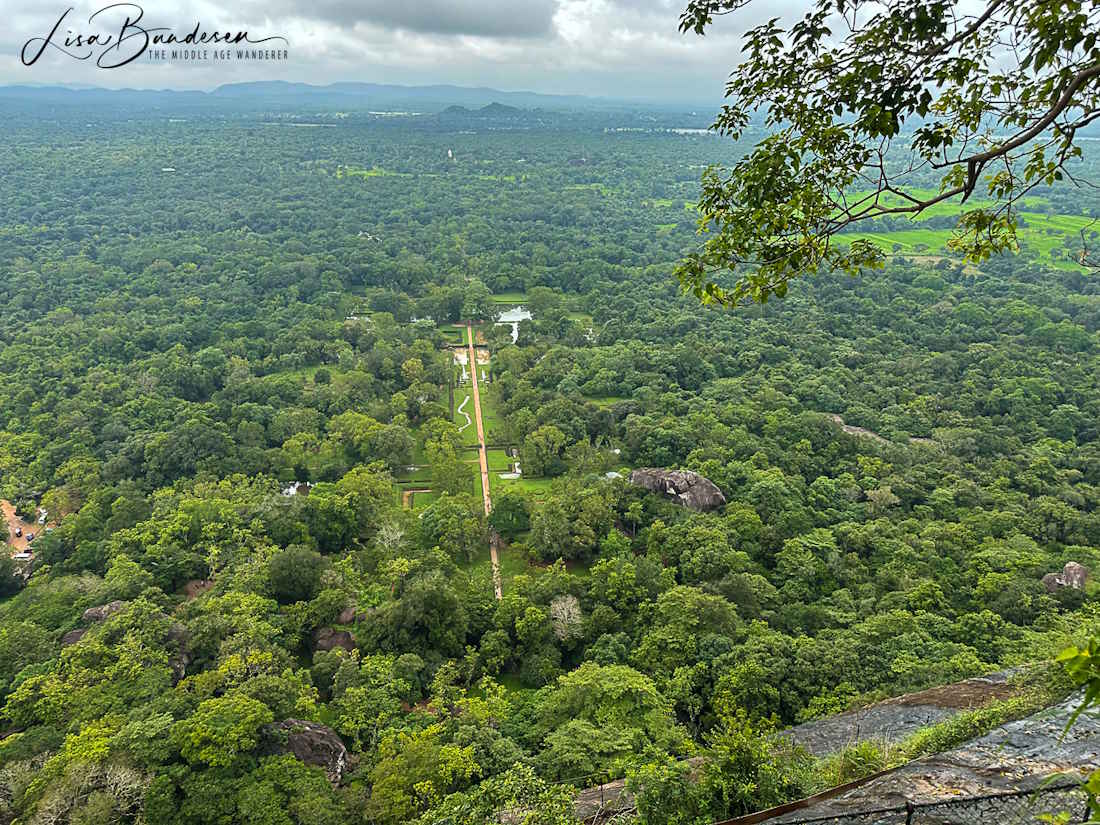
2, 0, 802, 103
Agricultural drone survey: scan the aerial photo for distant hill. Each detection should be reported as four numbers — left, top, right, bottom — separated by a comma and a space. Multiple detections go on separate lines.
0, 80, 712, 114
209, 81, 606, 112
478, 102, 523, 115
441, 102, 526, 117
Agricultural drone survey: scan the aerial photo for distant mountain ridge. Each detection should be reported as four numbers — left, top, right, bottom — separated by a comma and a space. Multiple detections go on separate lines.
441, 102, 524, 116
0, 80, 704, 113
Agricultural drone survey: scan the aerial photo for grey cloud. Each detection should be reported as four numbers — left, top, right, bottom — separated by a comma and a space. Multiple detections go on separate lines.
254, 0, 560, 38
0, 0, 817, 101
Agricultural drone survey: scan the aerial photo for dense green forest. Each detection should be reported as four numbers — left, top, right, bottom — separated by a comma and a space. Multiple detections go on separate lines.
0, 98, 1098, 825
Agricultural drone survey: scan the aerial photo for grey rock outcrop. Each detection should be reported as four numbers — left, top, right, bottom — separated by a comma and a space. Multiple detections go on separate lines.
573, 668, 1094, 824
1042, 561, 1088, 593
767, 694, 1100, 823
336, 605, 357, 625
61, 628, 87, 646
81, 600, 126, 623
313, 626, 356, 653
629, 468, 726, 511
263, 720, 348, 784
782, 668, 1022, 757
167, 624, 193, 684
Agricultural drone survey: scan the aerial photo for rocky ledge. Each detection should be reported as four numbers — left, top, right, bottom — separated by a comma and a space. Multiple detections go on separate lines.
628, 468, 726, 511
262, 720, 348, 784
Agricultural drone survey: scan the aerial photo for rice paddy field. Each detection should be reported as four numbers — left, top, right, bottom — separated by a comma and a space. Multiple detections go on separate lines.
836, 189, 1097, 271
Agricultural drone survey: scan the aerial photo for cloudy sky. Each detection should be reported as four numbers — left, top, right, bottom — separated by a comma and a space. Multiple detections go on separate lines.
2, 0, 796, 102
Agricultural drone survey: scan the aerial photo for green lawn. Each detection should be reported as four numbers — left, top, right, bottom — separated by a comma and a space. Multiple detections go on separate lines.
836, 193, 1094, 270
394, 465, 432, 484
490, 474, 554, 498
840, 227, 956, 253
479, 383, 507, 445
438, 326, 465, 344
486, 448, 513, 473
491, 291, 528, 304
585, 395, 629, 406
261, 364, 345, 382
335, 165, 410, 179
459, 540, 534, 589
564, 183, 611, 195
454, 389, 479, 446
497, 546, 531, 580
408, 490, 439, 509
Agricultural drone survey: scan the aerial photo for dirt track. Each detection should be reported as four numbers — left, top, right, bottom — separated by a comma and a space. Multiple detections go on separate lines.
1, 500, 39, 554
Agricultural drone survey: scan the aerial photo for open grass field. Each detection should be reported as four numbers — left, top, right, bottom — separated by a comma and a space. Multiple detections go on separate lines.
479, 384, 507, 445
486, 448, 513, 473
585, 395, 630, 407
840, 219, 1092, 270
854, 187, 1053, 218
489, 473, 554, 499
439, 326, 465, 344
833, 190, 1095, 271
564, 182, 611, 195
459, 541, 533, 588
840, 227, 956, 252
407, 490, 439, 509
334, 165, 410, 179
672, 183, 1094, 271
453, 388, 479, 447
491, 291, 528, 304
394, 465, 432, 484
261, 364, 346, 383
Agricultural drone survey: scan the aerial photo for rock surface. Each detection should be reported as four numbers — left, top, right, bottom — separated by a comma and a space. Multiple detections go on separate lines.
81, 600, 126, 623
574, 668, 1086, 823
336, 605, 357, 625
167, 624, 193, 684
628, 468, 726, 511
782, 669, 1022, 756
766, 694, 1100, 823
313, 626, 356, 653
1042, 561, 1088, 592
263, 720, 348, 784
60, 628, 87, 646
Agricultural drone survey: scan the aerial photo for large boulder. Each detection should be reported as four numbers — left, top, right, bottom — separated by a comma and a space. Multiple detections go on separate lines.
336, 605, 357, 625
263, 720, 348, 784
1042, 562, 1089, 593
82, 600, 126, 623
167, 624, 193, 684
60, 628, 87, 646
312, 626, 356, 653
629, 468, 727, 512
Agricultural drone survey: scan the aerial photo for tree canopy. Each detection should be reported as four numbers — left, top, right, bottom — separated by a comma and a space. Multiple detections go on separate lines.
677, 0, 1100, 304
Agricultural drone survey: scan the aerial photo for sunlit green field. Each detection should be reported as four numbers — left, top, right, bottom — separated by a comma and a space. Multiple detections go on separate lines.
836, 191, 1096, 271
